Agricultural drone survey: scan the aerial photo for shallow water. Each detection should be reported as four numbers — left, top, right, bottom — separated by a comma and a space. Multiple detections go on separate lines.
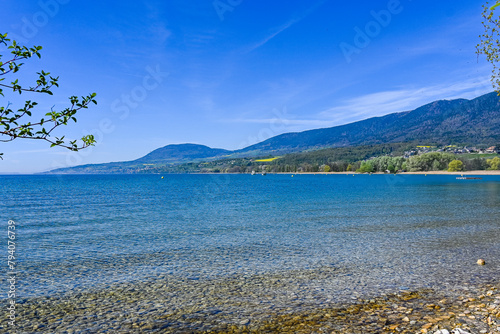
1, 174, 499, 303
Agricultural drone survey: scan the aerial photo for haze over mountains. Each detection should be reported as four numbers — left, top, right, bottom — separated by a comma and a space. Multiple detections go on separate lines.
237, 92, 500, 154
48, 92, 500, 174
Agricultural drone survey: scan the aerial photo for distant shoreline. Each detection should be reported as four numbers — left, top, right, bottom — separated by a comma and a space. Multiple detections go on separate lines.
397, 170, 500, 175
4, 170, 500, 176
276, 170, 500, 175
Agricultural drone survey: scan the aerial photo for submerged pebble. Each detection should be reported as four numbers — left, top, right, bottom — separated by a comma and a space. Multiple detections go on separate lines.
1, 271, 499, 333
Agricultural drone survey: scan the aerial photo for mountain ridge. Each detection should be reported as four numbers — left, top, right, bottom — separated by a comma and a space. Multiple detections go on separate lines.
46, 92, 500, 174
134, 143, 231, 163
234, 94, 499, 154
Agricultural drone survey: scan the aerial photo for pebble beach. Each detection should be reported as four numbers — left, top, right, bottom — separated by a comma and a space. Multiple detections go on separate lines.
2, 270, 499, 333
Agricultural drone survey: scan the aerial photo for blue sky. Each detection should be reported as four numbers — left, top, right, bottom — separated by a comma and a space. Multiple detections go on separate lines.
0, 0, 494, 173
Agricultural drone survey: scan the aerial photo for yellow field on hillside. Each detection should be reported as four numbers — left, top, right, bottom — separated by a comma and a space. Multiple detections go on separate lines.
255, 157, 280, 162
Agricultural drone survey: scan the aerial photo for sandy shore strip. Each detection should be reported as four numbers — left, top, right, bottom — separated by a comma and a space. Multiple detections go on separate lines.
275, 170, 500, 175
2, 275, 499, 333
399, 170, 500, 175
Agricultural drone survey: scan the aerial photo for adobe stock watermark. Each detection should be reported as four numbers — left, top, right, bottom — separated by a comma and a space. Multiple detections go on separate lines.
213, 0, 243, 21
6, 220, 17, 329
9, 0, 70, 43
111, 65, 169, 121
50, 64, 169, 170
339, 0, 406, 64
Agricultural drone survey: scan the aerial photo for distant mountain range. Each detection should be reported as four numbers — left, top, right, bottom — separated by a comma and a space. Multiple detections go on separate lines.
47, 92, 500, 174
235, 92, 500, 154
135, 143, 230, 164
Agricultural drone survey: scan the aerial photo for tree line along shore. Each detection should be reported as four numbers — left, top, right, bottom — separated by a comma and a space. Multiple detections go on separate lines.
139, 146, 500, 175
49, 144, 500, 174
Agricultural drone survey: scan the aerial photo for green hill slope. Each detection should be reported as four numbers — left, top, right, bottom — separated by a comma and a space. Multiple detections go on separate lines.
236, 92, 500, 155
46, 92, 500, 174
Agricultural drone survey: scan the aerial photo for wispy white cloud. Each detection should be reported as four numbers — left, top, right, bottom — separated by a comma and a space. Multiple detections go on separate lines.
149, 23, 172, 45
184, 30, 218, 49
319, 78, 493, 125
244, 20, 298, 54
224, 77, 493, 131
243, 0, 326, 54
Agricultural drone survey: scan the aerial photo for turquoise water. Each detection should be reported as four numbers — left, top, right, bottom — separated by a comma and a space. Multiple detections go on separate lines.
1, 174, 500, 301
